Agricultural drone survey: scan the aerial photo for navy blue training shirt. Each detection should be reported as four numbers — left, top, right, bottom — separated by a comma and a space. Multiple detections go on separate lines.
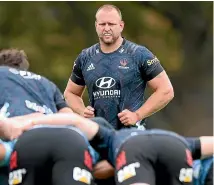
71, 39, 164, 129
0, 66, 67, 117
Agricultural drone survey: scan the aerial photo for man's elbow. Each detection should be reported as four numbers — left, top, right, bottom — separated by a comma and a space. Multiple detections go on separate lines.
163, 86, 174, 102
64, 89, 71, 101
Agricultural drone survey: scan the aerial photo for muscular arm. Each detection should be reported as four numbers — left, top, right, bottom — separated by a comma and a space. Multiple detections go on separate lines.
200, 136, 214, 158
0, 113, 99, 140
12, 112, 45, 122
135, 71, 174, 120
185, 136, 214, 159
29, 113, 99, 140
64, 79, 86, 115
12, 107, 74, 121
58, 107, 73, 113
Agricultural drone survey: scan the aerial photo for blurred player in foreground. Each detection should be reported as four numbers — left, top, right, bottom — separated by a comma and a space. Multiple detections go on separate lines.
0, 113, 213, 185
0, 48, 73, 184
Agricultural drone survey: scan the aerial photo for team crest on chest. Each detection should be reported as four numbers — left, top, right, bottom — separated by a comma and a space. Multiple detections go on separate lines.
119, 59, 129, 69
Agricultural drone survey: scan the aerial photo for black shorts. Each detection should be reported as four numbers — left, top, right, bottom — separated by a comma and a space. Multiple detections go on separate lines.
9, 127, 95, 185
115, 134, 193, 185
0, 166, 9, 185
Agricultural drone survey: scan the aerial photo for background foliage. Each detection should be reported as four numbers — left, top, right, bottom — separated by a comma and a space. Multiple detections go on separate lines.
0, 1, 212, 135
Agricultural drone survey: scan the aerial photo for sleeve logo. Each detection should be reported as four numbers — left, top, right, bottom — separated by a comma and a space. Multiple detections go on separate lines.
146, 57, 159, 66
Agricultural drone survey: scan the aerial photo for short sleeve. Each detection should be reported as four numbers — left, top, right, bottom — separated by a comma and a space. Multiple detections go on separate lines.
138, 47, 164, 81
53, 84, 68, 110
70, 52, 85, 86
185, 137, 201, 160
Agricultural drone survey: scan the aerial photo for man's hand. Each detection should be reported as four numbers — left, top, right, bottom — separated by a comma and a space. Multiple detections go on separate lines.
0, 119, 22, 140
0, 118, 33, 140
82, 106, 95, 118
118, 109, 140, 126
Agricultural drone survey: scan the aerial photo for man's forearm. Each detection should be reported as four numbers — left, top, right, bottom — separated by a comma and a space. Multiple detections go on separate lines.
200, 136, 214, 158
64, 93, 86, 115
186, 136, 214, 159
135, 89, 174, 120
12, 112, 45, 122
30, 113, 99, 140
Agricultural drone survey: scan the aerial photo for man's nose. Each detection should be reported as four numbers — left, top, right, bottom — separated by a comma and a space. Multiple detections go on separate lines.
104, 24, 111, 31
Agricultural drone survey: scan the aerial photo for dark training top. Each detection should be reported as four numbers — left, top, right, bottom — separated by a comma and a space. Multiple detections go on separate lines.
71, 39, 164, 129
0, 66, 67, 117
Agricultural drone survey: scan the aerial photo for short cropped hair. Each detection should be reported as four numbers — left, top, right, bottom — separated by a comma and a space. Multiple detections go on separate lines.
0, 48, 29, 70
95, 4, 122, 21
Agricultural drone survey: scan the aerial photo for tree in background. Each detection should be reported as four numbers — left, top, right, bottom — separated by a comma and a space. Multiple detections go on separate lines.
0, 1, 212, 135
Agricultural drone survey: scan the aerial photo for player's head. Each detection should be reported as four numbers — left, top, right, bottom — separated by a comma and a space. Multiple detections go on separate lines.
0, 49, 29, 70
90, 117, 115, 130
95, 4, 124, 45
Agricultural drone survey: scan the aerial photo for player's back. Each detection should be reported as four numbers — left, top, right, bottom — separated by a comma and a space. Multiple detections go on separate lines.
111, 128, 189, 163
0, 66, 59, 117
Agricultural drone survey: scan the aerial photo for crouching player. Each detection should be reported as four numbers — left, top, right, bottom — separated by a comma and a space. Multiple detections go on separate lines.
1, 114, 213, 185
8, 126, 95, 185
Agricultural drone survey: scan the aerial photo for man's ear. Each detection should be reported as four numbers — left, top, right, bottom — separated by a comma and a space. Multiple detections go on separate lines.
120, 21, 125, 32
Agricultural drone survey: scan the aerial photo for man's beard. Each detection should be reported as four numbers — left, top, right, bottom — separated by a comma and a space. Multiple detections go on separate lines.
99, 35, 119, 45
